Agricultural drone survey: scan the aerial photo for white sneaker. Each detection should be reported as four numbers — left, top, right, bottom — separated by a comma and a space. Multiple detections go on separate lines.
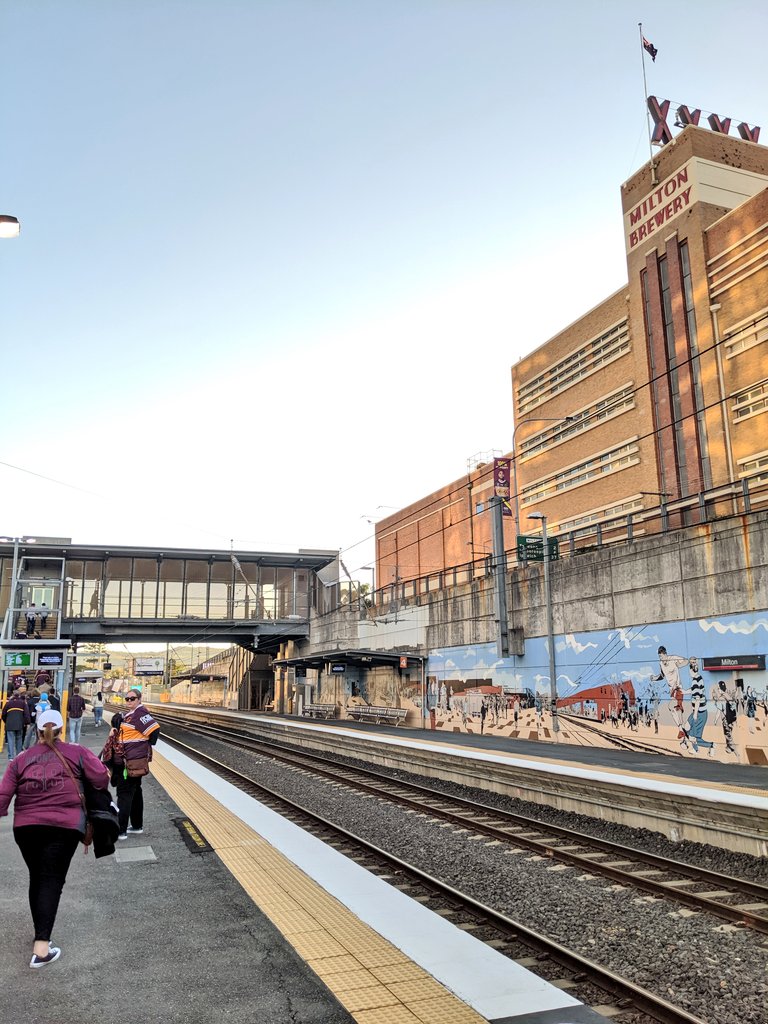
30, 946, 61, 968
127, 827, 144, 834
117, 833, 128, 841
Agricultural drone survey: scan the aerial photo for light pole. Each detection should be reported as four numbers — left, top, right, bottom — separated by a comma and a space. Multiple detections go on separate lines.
527, 511, 559, 735
0, 215, 20, 238
511, 417, 575, 543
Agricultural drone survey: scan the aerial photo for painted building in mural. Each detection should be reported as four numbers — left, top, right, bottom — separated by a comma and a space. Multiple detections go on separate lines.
376, 120, 768, 589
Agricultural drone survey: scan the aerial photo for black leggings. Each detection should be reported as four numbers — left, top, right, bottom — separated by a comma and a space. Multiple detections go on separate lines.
14, 826, 81, 942
114, 775, 144, 832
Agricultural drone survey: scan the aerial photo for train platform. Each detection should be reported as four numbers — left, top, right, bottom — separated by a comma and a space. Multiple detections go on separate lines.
0, 720, 611, 1024
148, 705, 767, 857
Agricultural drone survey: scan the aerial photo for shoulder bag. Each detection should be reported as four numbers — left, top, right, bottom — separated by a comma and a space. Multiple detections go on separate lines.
49, 744, 120, 857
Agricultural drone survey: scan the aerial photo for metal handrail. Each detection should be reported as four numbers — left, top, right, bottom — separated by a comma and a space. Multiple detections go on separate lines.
362, 473, 767, 613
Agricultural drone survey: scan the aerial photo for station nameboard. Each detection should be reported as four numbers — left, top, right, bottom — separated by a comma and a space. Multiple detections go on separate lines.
330, 663, 346, 674
702, 654, 765, 672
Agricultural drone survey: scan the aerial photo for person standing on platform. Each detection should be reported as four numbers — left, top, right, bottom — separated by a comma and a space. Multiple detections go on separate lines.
23, 689, 41, 750
100, 690, 160, 839
66, 687, 87, 743
0, 709, 110, 967
3, 687, 32, 760
39, 603, 50, 631
92, 691, 105, 728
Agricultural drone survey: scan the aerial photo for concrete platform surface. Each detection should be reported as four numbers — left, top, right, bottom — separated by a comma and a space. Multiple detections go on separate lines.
0, 722, 354, 1024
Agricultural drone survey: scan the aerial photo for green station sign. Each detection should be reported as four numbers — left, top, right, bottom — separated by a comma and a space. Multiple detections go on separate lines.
517, 536, 560, 562
4, 651, 32, 668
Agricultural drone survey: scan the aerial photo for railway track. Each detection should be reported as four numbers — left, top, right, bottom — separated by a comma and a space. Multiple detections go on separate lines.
159, 725, 709, 1024
155, 711, 768, 935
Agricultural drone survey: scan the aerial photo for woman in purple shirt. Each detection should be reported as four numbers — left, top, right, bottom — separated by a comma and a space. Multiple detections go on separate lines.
0, 709, 110, 968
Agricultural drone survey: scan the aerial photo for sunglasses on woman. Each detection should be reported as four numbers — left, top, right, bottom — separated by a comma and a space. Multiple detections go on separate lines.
125, 696, 138, 703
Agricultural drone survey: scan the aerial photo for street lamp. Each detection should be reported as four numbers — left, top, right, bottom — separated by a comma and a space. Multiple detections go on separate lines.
0, 215, 20, 238
527, 512, 559, 735
511, 416, 575, 542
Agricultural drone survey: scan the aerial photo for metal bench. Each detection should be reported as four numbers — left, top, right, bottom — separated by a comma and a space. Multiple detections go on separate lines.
302, 703, 338, 719
347, 705, 408, 727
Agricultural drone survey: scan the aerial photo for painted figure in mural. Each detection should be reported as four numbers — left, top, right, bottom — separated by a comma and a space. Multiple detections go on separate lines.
745, 686, 758, 734
711, 680, 738, 755
668, 684, 691, 749
480, 699, 487, 735
652, 646, 689, 690
685, 658, 715, 757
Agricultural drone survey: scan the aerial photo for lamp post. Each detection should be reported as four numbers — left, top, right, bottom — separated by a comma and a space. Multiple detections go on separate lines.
0, 215, 20, 238
511, 417, 575, 544
527, 511, 559, 735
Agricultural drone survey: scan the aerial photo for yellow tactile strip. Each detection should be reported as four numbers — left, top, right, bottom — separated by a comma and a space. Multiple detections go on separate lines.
151, 752, 488, 1024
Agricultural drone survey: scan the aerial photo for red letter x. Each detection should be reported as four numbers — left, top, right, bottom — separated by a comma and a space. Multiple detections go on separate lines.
648, 96, 672, 145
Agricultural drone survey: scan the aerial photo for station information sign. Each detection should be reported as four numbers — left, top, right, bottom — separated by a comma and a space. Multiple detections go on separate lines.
38, 652, 65, 667
517, 536, 560, 562
4, 651, 32, 668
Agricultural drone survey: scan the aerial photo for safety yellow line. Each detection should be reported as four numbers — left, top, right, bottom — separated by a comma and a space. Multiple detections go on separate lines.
151, 752, 488, 1024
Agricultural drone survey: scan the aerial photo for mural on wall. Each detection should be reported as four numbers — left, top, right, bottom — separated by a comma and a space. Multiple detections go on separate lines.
425, 610, 768, 765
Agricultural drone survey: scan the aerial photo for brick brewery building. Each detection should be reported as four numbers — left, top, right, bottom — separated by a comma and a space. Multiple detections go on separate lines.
376, 123, 768, 586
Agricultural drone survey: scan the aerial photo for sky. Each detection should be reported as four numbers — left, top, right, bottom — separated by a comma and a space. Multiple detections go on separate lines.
1, 0, 766, 579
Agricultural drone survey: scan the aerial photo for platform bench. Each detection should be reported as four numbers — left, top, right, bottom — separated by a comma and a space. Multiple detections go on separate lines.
347, 705, 408, 727
302, 703, 338, 719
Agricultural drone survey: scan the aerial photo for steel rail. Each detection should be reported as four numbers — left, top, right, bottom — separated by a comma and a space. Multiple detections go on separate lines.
159, 729, 708, 1024
155, 710, 768, 933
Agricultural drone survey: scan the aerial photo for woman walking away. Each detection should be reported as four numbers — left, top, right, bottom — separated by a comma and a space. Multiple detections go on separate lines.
92, 691, 105, 729
0, 709, 110, 967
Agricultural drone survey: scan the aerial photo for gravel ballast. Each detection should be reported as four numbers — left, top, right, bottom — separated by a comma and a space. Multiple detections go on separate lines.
163, 726, 768, 1024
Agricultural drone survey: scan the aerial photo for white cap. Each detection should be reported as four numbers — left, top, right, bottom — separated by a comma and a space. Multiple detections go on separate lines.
37, 709, 64, 730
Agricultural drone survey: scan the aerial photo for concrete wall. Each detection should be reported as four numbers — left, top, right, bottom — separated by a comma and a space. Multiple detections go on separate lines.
301, 511, 768, 765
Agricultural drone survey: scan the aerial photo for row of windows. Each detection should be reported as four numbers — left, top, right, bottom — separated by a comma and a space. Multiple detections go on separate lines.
724, 309, 768, 359
738, 449, 768, 483
733, 379, 768, 421
556, 496, 645, 534
516, 319, 630, 415
521, 439, 640, 506
520, 385, 635, 460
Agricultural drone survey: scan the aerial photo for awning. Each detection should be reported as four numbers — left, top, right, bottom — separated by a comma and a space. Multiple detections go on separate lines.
273, 649, 424, 671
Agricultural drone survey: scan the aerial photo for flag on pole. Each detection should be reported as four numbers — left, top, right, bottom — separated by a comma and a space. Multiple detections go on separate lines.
643, 37, 658, 62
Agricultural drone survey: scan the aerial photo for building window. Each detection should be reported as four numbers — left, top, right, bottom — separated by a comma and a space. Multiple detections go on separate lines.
556, 496, 644, 533
724, 309, 768, 359
521, 438, 640, 505
516, 319, 630, 415
732, 380, 768, 421
738, 450, 768, 483
520, 385, 635, 460
659, 255, 689, 492
679, 241, 710, 488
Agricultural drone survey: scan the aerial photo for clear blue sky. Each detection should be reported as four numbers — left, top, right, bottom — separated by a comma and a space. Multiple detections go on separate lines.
1, 1, 766, 575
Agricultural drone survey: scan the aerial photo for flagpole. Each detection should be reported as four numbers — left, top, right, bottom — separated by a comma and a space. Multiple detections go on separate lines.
639, 22, 658, 184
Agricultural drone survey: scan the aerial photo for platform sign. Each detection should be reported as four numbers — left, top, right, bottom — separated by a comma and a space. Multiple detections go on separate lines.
517, 536, 560, 562
330, 663, 346, 674
37, 652, 65, 667
4, 651, 32, 668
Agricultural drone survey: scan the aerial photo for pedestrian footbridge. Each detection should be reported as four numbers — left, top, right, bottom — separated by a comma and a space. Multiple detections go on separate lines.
0, 539, 339, 650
